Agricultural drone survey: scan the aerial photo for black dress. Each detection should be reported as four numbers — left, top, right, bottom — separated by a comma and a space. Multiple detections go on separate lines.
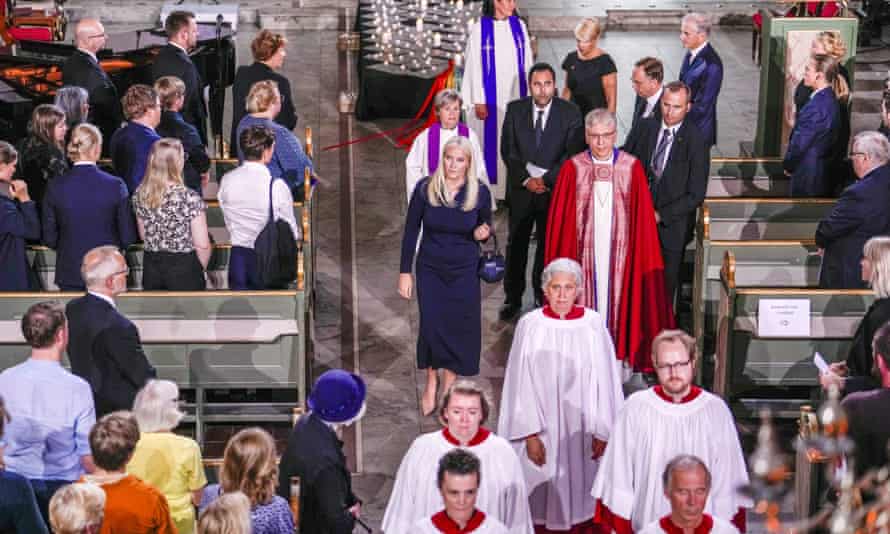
561, 52, 617, 118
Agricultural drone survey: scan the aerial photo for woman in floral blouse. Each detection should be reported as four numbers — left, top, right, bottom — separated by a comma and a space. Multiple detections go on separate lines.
132, 138, 211, 290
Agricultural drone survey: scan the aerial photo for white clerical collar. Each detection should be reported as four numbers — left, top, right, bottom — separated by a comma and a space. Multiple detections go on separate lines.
440, 124, 458, 133
169, 41, 189, 54
647, 87, 663, 108
592, 154, 612, 164
689, 41, 708, 61
88, 291, 116, 309
77, 47, 98, 62
73, 161, 96, 166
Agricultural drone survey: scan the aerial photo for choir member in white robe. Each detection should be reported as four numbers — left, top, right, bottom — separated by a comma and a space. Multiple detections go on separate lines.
591, 330, 751, 534
382, 381, 533, 534
498, 258, 624, 533
406, 89, 486, 200
460, 0, 533, 202
411, 449, 509, 534
637, 455, 740, 534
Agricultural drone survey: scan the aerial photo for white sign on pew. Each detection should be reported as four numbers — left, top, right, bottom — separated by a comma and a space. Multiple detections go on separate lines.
757, 299, 811, 337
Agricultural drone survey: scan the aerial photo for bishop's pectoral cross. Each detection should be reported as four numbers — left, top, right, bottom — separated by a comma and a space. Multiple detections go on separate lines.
482, 37, 494, 76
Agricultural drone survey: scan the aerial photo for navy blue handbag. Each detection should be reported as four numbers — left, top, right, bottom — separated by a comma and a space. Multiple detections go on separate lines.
477, 233, 505, 283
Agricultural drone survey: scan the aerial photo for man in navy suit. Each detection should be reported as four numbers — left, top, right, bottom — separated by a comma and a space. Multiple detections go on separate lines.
679, 13, 723, 148
155, 76, 210, 194
66, 246, 156, 416
630, 56, 664, 132
62, 18, 123, 154
499, 62, 584, 320
150, 10, 207, 144
816, 131, 890, 289
109, 84, 162, 194
624, 81, 709, 301
783, 54, 841, 197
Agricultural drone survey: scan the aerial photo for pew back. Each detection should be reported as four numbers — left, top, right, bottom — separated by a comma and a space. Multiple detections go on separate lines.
707, 157, 789, 197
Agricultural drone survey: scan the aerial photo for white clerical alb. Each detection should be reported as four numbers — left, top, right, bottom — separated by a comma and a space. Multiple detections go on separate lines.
412, 511, 509, 533
591, 156, 614, 317
498, 306, 624, 531
381, 428, 533, 534
591, 387, 751, 532
405, 125, 487, 200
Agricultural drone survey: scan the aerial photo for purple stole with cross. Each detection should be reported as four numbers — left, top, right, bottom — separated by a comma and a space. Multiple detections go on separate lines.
427, 122, 469, 175
480, 15, 528, 183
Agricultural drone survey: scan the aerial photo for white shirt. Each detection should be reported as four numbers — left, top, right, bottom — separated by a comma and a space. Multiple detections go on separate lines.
532, 99, 553, 131
77, 47, 98, 62
168, 40, 188, 54
689, 40, 709, 62
218, 161, 300, 249
655, 121, 682, 168
643, 87, 663, 118
88, 291, 116, 309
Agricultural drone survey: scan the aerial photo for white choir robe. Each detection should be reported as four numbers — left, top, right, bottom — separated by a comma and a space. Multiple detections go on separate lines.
460, 17, 533, 201
590, 387, 752, 533
381, 428, 534, 534
412, 510, 509, 533
405, 125, 486, 200
638, 514, 740, 534
497, 306, 624, 531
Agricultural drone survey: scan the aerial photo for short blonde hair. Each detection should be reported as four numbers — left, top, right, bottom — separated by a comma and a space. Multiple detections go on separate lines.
864, 236, 890, 298
198, 491, 252, 534
815, 30, 847, 60
574, 18, 602, 42
220, 428, 279, 507
132, 379, 184, 432
67, 123, 102, 162
49, 483, 106, 534
154, 75, 186, 110
651, 329, 696, 367
246, 80, 280, 114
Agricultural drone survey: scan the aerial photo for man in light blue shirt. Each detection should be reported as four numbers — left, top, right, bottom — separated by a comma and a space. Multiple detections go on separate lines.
0, 301, 95, 524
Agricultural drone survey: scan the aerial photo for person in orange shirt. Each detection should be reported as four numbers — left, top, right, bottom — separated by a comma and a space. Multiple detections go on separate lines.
80, 411, 177, 534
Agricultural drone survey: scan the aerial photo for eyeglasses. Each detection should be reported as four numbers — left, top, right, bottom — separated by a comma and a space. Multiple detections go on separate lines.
588, 131, 616, 141
654, 359, 692, 373
87, 33, 106, 39
848, 151, 867, 159
110, 267, 129, 278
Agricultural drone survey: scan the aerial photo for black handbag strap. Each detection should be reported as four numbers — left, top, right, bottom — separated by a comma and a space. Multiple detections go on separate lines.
267, 176, 276, 224
479, 232, 499, 254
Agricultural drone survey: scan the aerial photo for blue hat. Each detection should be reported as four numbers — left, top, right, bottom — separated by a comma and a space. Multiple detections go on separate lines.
307, 370, 367, 423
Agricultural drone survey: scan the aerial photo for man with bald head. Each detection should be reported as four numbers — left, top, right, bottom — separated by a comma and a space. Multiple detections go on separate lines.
62, 18, 122, 152
65, 245, 155, 416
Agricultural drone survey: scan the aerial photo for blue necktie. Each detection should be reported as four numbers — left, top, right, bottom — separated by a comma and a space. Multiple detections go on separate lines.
680, 52, 692, 79
535, 109, 544, 148
652, 128, 672, 178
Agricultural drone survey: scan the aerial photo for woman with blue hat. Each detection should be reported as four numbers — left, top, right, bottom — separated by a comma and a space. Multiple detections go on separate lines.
277, 369, 367, 534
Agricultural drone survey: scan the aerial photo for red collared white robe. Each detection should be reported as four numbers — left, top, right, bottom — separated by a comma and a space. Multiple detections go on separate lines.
544, 150, 674, 373
637, 514, 740, 534
381, 428, 533, 534
590, 387, 750, 534
413, 510, 509, 533
498, 305, 623, 532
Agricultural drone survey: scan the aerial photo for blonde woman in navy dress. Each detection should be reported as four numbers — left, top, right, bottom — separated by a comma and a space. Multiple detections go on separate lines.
399, 136, 493, 416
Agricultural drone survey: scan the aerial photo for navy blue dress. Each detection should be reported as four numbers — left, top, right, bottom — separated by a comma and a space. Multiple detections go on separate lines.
400, 178, 492, 376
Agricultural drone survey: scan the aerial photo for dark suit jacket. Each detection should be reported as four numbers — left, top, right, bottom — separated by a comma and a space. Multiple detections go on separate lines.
150, 44, 207, 144
109, 122, 161, 194
230, 62, 298, 152
679, 43, 723, 147
624, 117, 709, 251
843, 297, 890, 394
277, 413, 357, 534
500, 96, 584, 214
0, 195, 39, 291
631, 91, 662, 132
42, 164, 137, 289
816, 164, 890, 289
784, 88, 840, 197
65, 293, 156, 416
62, 49, 123, 150
157, 110, 210, 192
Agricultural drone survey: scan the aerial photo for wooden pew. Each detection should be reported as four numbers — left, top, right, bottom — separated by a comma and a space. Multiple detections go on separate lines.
707, 157, 789, 197
693, 198, 834, 363
714, 250, 871, 418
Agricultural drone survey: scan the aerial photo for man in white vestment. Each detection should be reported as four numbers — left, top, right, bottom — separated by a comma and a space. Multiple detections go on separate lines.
382, 381, 533, 533
498, 258, 624, 532
406, 89, 486, 199
591, 330, 750, 533
412, 449, 509, 533
460, 0, 533, 202
638, 456, 739, 534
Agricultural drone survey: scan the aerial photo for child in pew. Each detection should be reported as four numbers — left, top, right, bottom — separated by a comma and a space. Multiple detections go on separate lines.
0, 141, 40, 291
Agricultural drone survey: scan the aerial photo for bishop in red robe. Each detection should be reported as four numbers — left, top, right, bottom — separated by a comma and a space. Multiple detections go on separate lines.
544, 109, 674, 373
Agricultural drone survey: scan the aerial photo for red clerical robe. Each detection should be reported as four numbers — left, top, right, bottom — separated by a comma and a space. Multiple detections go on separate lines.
544, 150, 674, 372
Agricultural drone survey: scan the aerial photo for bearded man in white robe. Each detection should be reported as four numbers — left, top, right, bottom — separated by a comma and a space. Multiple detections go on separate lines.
498, 257, 624, 533
591, 330, 751, 533
382, 381, 533, 533
412, 449, 509, 534
461, 0, 533, 202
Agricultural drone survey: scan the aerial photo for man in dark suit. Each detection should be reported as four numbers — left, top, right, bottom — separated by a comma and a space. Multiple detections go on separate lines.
109, 84, 162, 194
61, 18, 122, 153
150, 10, 207, 144
630, 56, 664, 132
816, 131, 890, 289
784, 54, 841, 197
624, 80, 709, 301
66, 246, 156, 416
499, 62, 584, 320
679, 13, 723, 148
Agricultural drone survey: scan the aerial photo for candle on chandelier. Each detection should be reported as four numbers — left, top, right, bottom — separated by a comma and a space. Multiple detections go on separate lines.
433, 32, 441, 47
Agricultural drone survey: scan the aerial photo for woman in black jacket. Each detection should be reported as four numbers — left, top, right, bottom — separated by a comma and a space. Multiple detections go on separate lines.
15, 104, 69, 210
